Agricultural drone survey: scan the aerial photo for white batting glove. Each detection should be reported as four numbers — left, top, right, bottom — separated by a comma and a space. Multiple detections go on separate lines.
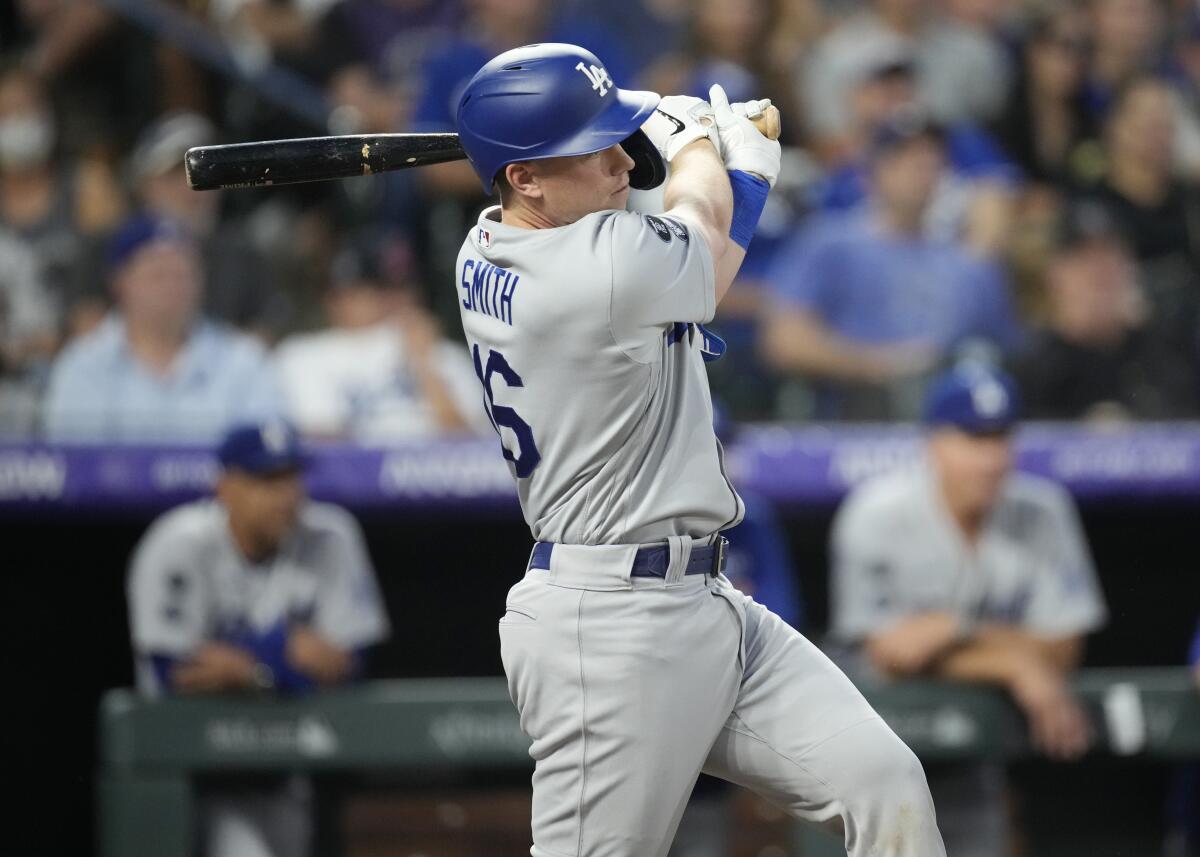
709, 84, 781, 188
732, 98, 773, 120
640, 95, 717, 162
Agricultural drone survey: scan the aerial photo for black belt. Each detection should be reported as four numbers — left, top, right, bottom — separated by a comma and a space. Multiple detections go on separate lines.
529, 537, 728, 577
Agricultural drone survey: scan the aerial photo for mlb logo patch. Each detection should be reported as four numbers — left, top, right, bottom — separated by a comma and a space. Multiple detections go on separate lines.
478, 227, 492, 248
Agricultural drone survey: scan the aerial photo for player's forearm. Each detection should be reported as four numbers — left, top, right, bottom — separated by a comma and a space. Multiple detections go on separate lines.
975, 625, 1084, 673
930, 635, 1045, 689
287, 628, 358, 685
664, 141, 741, 298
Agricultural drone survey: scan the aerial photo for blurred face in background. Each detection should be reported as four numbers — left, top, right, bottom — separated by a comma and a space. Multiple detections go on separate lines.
870, 136, 944, 222
140, 164, 219, 235
113, 239, 202, 335
872, 0, 925, 27
1091, 0, 1162, 61
1028, 10, 1088, 99
1047, 238, 1141, 346
1107, 79, 1176, 171
325, 279, 415, 329
944, 0, 1009, 28
929, 428, 1013, 521
850, 69, 918, 133
0, 69, 55, 174
217, 469, 305, 555
693, 0, 768, 60
470, 0, 545, 37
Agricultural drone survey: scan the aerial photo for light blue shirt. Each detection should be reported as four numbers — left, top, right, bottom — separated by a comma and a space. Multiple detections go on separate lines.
768, 209, 1023, 350
43, 315, 284, 442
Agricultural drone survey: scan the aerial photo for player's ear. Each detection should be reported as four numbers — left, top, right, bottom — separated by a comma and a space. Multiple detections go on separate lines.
505, 162, 542, 200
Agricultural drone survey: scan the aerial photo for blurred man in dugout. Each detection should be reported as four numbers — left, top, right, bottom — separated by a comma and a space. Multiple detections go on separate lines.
127, 420, 391, 857
828, 365, 1108, 857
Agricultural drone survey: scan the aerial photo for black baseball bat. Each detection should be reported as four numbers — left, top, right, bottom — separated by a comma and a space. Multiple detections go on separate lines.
185, 133, 467, 190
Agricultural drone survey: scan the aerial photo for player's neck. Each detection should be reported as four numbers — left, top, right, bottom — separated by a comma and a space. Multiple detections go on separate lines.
501, 200, 561, 230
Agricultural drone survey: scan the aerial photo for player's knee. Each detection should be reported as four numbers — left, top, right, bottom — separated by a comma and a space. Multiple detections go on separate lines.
844, 721, 936, 821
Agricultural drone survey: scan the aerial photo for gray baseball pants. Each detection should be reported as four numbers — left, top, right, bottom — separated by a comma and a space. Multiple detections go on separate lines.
499, 537, 946, 857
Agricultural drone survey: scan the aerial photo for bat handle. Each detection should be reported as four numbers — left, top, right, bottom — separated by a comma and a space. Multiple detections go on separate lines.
750, 105, 782, 141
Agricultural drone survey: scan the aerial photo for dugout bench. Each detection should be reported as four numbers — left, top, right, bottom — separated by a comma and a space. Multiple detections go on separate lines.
98, 669, 1200, 857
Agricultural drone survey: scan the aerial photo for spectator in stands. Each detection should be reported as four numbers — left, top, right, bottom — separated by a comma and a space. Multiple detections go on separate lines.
408, 0, 632, 199
1012, 200, 1199, 419
1084, 0, 1168, 122
639, 0, 802, 144
41, 214, 284, 442
13, 0, 158, 154
0, 227, 55, 436
1082, 77, 1200, 362
761, 114, 1023, 420
809, 48, 1020, 253
127, 419, 390, 857
130, 112, 292, 339
273, 231, 487, 440
802, 0, 1012, 162
307, 0, 460, 122
829, 364, 1107, 857
0, 64, 124, 335
991, 5, 1100, 187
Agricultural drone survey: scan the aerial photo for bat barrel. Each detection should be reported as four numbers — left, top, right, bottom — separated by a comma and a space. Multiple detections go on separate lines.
185, 133, 466, 190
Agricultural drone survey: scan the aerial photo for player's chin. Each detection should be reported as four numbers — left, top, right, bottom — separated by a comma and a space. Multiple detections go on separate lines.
610, 184, 630, 205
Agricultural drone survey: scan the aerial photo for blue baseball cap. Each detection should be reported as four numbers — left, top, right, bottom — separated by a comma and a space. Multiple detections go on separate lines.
922, 366, 1020, 435
217, 420, 309, 475
107, 214, 193, 273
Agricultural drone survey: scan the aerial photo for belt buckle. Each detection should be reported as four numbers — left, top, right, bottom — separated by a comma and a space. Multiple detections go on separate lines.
711, 536, 728, 576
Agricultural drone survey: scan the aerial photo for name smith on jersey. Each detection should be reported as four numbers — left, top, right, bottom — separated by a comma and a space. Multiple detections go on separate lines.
461, 258, 519, 325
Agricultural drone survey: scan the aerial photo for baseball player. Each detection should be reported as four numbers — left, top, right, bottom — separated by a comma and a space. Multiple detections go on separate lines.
452, 43, 944, 856
127, 419, 390, 857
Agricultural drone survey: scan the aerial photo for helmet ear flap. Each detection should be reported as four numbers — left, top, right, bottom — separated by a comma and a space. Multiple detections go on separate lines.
622, 130, 666, 190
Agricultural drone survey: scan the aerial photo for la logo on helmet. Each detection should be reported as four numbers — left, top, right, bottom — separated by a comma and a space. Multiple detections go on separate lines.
575, 62, 613, 97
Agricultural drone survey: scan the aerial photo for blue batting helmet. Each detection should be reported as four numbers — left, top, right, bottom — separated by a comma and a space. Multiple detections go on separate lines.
456, 43, 666, 194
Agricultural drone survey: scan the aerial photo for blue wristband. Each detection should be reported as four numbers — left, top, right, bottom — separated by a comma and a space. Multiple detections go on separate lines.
728, 170, 770, 250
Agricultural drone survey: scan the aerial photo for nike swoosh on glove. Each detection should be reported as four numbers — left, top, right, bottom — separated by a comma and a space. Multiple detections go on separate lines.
640, 95, 717, 162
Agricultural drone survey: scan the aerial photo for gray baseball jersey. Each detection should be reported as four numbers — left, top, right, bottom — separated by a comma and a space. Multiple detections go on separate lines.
128, 498, 390, 695
455, 205, 743, 545
830, 464, 1107, 643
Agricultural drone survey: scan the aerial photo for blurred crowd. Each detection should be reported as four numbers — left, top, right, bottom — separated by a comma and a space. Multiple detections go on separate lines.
5, 0, 1200, 440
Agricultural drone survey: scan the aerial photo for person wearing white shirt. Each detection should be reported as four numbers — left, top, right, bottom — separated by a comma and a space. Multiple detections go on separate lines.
274, 233, 489, 441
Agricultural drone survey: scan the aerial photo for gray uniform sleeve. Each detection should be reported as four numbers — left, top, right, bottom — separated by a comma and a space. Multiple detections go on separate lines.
608, 211, 716, 363
829, 489, 911, 643
127, 514, 211, 658
1021, 485, 1108, 637
310, 508, 391, 650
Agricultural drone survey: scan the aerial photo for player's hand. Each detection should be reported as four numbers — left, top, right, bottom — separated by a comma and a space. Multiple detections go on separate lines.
173, 642, 259, 693
708, 84, 781, 188
641, 95, 717, 162
866, 612, 961, 676
1011, 665, 1092, 760
731, 98, 773, 121
287, 625, 354, 685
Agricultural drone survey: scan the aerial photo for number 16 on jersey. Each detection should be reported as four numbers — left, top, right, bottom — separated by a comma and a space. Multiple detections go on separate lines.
473, 344, 542, 478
